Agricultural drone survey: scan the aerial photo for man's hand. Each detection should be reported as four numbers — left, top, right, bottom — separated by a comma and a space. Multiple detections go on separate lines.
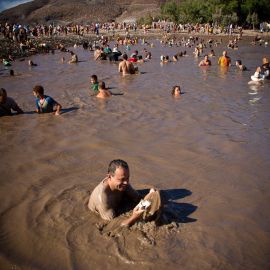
120, 205, 144, 227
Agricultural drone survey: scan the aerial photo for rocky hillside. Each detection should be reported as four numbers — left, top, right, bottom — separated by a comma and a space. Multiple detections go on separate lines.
0, 0, 166, 24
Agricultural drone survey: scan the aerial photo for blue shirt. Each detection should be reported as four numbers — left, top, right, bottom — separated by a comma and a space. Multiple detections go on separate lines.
35, 95, 56, 113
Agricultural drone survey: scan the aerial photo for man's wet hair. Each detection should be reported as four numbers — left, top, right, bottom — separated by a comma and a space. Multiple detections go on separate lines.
108, 159, 129, 175
236, 60, 242, 65
122, 54, 128, 60
33, 85, 44, 95
0, 88, 7, 96
99, 81, 105, 89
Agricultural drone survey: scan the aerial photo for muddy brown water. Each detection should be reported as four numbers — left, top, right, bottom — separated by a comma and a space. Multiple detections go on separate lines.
0, 37, 270, 270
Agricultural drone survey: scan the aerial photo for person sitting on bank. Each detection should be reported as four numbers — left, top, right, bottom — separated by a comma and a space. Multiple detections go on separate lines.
88, 159, 160, 226
218, 50, 231, 67
33, 85, 62, 115
199, 55, 211, 66
118, 54, 138, 75
0, 88, 23, 116
96, 81, 111, 99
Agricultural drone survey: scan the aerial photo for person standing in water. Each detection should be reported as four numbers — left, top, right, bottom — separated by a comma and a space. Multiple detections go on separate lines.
218, 50, 231, 67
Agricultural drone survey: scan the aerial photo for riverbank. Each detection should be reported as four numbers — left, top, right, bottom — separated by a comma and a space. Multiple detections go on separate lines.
0, 29, 269, 60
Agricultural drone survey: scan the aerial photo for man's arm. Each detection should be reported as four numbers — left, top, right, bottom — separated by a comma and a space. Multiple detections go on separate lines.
13, 103, 23, 114
10, 98, 23, 114
54, 102, 62, 115
48, 96, 62, 115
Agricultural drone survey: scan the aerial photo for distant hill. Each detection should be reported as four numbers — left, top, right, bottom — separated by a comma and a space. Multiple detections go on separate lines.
0, 0, 167, 25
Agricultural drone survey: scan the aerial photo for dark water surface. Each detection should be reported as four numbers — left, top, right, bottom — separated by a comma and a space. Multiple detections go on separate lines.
0, 37, 270, 270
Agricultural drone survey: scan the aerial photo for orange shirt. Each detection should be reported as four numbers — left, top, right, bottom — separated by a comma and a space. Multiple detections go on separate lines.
218, 56, 231, 67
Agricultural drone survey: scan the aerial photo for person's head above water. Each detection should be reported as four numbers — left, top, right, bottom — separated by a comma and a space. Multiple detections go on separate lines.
107, 159, 130, 192
262, 57, 269, 64
91, 74, 98, 83
98, 81, 106, 90
171, 85, 181, 97
236, 60, 242, 66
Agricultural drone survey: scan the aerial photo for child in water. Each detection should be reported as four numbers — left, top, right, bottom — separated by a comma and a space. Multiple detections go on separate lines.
90, 74, 99, 94
33, 85, 62, 115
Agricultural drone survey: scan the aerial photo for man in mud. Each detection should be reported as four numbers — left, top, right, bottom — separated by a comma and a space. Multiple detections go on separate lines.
118, 54, 138, 75
88, 159, 159, 226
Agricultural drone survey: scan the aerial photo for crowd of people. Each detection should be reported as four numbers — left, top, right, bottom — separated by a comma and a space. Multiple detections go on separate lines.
0, 21, 245, 41
1, 26, 270, 117
1, 19, 270, 227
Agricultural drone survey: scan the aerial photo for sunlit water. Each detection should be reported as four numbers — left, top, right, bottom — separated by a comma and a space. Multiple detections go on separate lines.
0, 37, 270, 270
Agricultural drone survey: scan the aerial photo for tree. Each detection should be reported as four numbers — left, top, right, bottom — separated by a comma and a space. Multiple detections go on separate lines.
161, 1, 180, 23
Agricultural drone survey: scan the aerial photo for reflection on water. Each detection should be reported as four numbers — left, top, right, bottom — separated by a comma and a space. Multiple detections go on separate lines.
0, 38, 270, 270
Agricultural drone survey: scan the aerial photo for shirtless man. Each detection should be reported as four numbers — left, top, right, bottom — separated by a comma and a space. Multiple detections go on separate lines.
118, 54, 137, 75
88, 159, 157, 226
96, 81, 111, 99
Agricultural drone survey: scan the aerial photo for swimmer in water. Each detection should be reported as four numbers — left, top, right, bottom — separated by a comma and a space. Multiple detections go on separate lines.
235, 60, 247, 71
68, 51, 78, 63
32, 85, 62, 115
251, 57, 270, 81
0, 88, 23, 116
199, 55, 211, 66
96, 81, 111, 99
172, 55, 178, 62
118, 54, 138, 75
171, 85, 182, 97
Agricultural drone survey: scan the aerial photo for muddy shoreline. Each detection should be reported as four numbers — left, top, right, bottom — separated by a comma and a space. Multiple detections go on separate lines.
1, 29, 269, 60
